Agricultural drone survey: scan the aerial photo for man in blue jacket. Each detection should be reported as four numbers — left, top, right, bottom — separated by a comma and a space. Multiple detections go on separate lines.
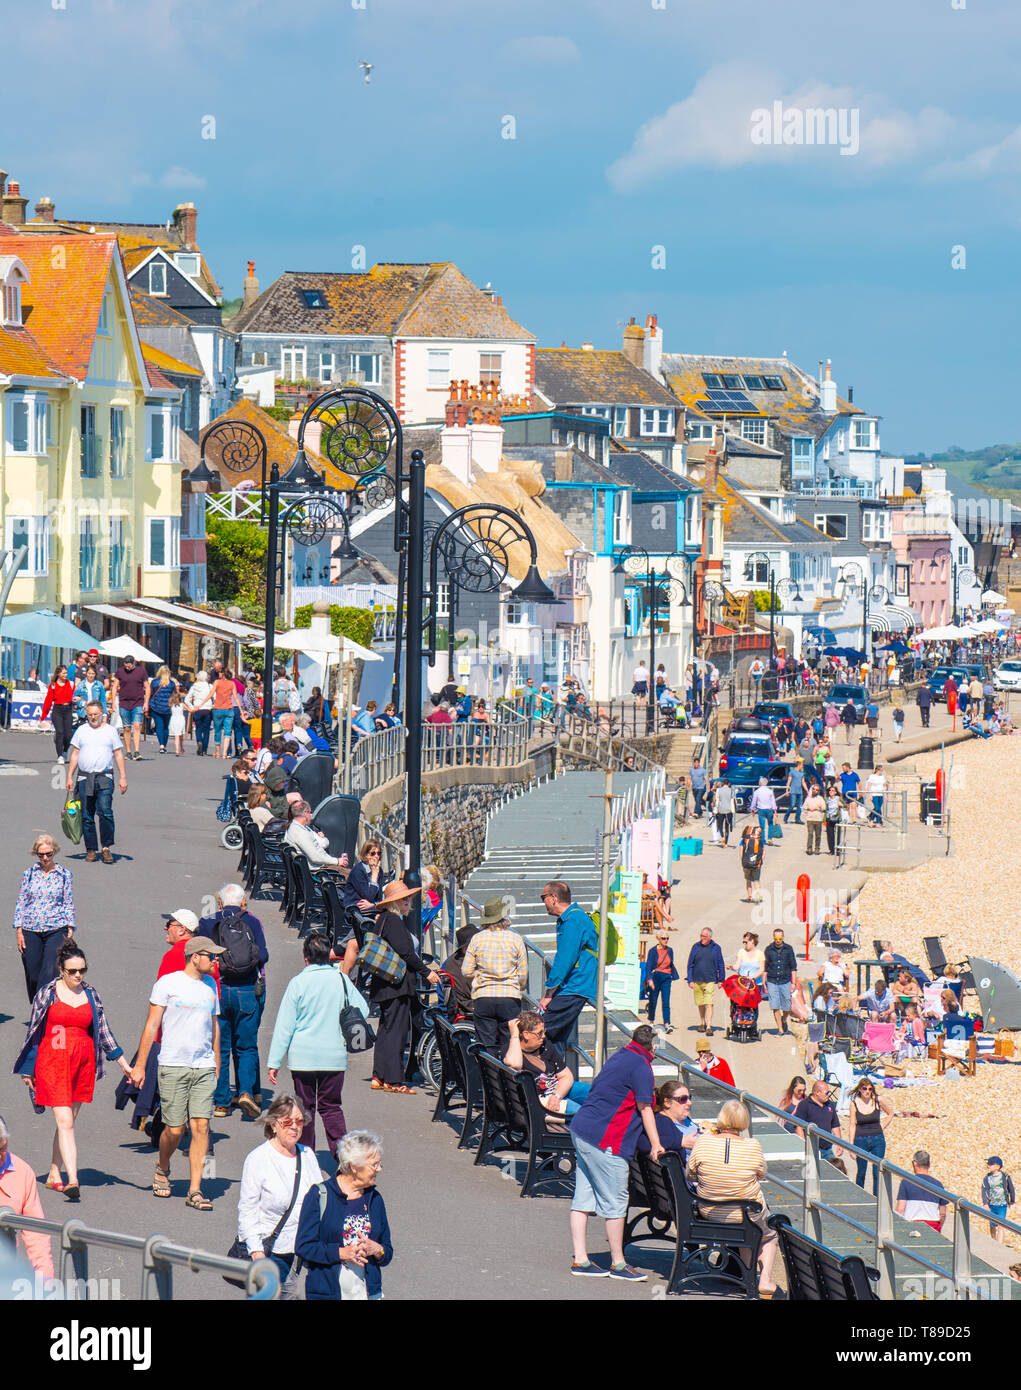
538, 881, 598, 1047
685, 926, 726, 1036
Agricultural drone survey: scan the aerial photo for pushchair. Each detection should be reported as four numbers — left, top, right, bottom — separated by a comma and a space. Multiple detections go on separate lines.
723, 974, 762, 1043
215, 774, 243, 850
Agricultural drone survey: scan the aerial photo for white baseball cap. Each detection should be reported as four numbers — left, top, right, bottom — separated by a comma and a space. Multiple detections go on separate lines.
164, 909, 199, 932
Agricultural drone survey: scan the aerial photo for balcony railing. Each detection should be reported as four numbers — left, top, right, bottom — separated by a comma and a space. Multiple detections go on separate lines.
80, 433, 102, 479
796, 481, 875, 498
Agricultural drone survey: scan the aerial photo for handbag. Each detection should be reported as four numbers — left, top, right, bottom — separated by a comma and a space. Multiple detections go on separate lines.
356, 930, 407, 986
61, 790, 83, 845
224, 1151, 303, 1289
339, 972, 376, 1052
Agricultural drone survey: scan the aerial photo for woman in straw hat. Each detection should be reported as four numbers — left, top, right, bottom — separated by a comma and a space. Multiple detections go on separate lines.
368, 881, 440, 1095
461, 895, 527, 1056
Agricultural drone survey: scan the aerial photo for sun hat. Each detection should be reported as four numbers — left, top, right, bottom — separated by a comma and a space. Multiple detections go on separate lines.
378, 880, 423, 907
479, 894, 515, 926
695, 1038, 712, 1052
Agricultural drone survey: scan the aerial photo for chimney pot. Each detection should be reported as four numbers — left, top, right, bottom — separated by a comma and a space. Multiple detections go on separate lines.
0, 178, 28, 227
243, 258, 260, 310
173, 202, 198, 249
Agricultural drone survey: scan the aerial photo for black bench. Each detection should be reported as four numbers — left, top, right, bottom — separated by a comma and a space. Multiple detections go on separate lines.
241, 823, 286, 898
470, 1046, 576, 1198
624, 1149, 764, 1298
430, 1014, 482, 1148
768, 1213, 880, 1300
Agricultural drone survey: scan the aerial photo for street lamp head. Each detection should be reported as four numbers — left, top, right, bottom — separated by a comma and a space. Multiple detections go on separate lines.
281, 448, 328, 491
182, 458, 219, 490
336, 529, 362, 562
509, 563, 557, 606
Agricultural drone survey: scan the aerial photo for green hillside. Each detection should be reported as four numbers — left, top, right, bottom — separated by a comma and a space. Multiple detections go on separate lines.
909, 445, 1021, 503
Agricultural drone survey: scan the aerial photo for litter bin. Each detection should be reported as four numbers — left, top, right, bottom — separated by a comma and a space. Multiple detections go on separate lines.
857, 735, 875, 771
920, 781, 942, 826
761, 672, 780, 699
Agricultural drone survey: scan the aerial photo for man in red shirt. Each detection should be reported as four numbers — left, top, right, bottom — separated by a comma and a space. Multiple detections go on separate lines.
158, 909, 220, 992
695, 1037, 735, 1087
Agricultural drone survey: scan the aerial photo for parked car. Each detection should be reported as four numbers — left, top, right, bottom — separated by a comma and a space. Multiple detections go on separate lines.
994, 658, 1021, 692
926, 665, 985, 701
719, 732, 776, 776
823, 683, 868, 718
729, 760, 792, 813
752, 701, 797, 731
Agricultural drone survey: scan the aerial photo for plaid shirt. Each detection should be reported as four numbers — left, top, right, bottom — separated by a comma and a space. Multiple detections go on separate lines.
12, 863, 75, 934
462, 926, 528, 998
14, 979, 123, 1081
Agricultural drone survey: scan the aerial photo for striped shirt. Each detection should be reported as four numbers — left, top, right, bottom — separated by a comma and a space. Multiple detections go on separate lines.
461, 926, 528, 998
12, 863, 75, 934
687, 1132, 766, 1219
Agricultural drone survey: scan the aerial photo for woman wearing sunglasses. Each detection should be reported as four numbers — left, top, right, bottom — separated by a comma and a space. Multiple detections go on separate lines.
847, 1076, 894, 1194
635, 1080, 699, 1166
13, 834, 76, 1002
13, 939, 132, 1201
236, 1094, 323, 1297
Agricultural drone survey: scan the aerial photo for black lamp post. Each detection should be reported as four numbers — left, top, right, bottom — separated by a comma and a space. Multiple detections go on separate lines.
396, 451, 555, 927
838, 562, 889, 659
745, 552, 777, 665
614, 546, 689, 730
931, 547, 976, 628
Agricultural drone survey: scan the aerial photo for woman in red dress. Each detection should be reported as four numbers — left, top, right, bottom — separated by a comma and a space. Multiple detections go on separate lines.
13, 940, 131, 1201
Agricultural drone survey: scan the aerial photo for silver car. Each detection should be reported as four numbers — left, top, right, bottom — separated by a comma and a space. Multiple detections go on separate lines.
994, 658, 1021, 691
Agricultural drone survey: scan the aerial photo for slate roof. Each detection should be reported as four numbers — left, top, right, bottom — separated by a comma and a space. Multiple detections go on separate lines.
55, 223, 222, 301
715, 476, 831, 547
662, 353, 862, 439
0, 233, 115, 381
534, 348, 679, 408
231, 262, 533, 341
603, 447, 698, 494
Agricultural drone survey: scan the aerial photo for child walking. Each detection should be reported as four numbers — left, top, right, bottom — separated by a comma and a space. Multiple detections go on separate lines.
982, 1156, 1015, 1243
168, 690, 186, 756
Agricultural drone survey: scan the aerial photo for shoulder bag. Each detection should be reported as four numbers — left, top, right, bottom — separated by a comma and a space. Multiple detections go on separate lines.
224, 1150, 303, 1288
357, 930, 407, 986
339, 972, 375, 1052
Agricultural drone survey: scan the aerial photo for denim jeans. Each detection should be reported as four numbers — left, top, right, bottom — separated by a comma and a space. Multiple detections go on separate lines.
79, 778, 115, 850
151, 709, 170, 747
785, 791, 803, 823
192, 709, 212, 752
854, 1130, 886, 1193
213, 983, 260, 1106
869, 796, 884, 825
562, 1081, 591, 1117
647, 976, 672, 1024
692, 786, 705, 816
757, 809, 774, 837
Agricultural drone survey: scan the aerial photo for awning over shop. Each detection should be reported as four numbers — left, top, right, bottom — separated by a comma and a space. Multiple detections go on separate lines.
85, 599, 262, 644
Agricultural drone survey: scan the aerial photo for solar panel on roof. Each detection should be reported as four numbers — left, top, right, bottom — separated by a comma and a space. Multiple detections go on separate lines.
706, 390, 730, 400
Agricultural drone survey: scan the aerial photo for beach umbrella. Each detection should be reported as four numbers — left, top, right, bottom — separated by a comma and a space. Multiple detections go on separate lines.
0, 608, 95, 647
98, 634, 163, 663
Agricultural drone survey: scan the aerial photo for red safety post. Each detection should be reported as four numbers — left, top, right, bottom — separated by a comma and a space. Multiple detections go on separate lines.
797, 872, 811, 960
935, 767, 944, 804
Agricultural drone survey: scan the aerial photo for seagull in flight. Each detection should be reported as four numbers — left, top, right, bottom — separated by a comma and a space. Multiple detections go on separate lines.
360, 61, 373, 85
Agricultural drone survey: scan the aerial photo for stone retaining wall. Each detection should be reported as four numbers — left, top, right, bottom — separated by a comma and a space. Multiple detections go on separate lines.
366, 781, 521, 886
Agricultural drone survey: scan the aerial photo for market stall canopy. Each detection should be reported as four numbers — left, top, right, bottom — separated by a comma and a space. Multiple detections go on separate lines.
98, 634, 163, 663
982, 589, 1006, 604
0, 608, 95, 647
250, 630, 381, 662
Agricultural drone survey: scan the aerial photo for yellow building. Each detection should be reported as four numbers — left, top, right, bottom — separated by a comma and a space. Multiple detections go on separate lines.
0, 233, 182, 675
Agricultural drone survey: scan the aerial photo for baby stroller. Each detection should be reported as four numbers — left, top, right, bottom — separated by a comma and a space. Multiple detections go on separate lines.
215, 774, 243, 850
723, 974, 762, 1043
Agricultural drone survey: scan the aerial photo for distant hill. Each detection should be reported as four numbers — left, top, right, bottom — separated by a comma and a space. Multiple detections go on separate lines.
221, 296, 243, 323
906, 444, 1021, 503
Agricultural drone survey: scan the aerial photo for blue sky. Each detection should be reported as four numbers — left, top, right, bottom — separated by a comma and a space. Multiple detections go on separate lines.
6, 0, 1021, 452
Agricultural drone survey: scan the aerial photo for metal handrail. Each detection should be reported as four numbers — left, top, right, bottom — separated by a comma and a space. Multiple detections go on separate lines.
518, 935, 1020, 1301
0, 1205, 279, 1300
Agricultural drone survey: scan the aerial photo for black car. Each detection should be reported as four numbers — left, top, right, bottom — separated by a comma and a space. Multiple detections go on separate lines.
752, 701, 796, 730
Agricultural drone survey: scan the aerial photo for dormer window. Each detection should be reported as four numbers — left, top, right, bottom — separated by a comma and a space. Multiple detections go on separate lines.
149, 261, 167, 296
301, 289, 326, 309
175, 252, 200, 278
2, 282, 21, 326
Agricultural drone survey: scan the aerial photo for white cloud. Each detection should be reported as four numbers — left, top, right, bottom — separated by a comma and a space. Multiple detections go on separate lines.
606, 63, 955, 191
159, 166, 207, 190
501, 35, 580, 64
930, 125, 1021, 180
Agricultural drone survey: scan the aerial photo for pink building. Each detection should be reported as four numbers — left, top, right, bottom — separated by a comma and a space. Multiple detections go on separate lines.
889, 502, 951, 627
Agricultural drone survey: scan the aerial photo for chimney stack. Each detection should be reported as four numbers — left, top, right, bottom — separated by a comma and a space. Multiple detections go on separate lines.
621, 316, 645, 368
819, 358, 837, 413
172, 202, 198, 249
703, 445, 720, 495
33, 196, 55, 223
1, 180, 28, 226
243, 260, 260, 310
643, 312, 662, 378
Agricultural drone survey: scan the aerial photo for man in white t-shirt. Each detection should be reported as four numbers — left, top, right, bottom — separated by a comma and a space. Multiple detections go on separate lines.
129, 936, 224, 1211
66, 701, 128, 864
866, 765, 887, 826
821, 951, 848, 990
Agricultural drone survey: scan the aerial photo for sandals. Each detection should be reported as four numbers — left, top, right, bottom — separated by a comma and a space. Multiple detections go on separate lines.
381, 1083, 416, 1095
45, 1177, 66, 1192
185, 1190, 213, 1211
370, 1077, 385, 1090
153, 1166, 171, 1199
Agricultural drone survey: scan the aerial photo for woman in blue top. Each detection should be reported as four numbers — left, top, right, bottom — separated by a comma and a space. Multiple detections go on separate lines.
295, 1130, 393, 1300
72, 664, 106, 728
147, 666, 180, 753
636, 1080, 697, 1164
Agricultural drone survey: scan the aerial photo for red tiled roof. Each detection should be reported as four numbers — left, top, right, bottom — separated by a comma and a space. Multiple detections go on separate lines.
0, 324, 66, 380
0, 233, 116, 381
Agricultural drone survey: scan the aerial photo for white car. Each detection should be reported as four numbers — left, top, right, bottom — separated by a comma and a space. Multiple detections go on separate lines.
994, 659, 1021, 691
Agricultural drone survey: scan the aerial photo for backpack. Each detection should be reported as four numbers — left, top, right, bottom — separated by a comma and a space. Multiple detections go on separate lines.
741, 831, 764, 870
589, 910, 621, 965
217, 907, 261, 977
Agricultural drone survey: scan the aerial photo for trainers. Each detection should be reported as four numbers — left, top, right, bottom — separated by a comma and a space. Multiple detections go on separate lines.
213, 1106, 230, 1118
57, 755, 64, 765
570, 1261, 609, 1277
237, 1093, 261, 1118
609, 1263, 647, 1281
